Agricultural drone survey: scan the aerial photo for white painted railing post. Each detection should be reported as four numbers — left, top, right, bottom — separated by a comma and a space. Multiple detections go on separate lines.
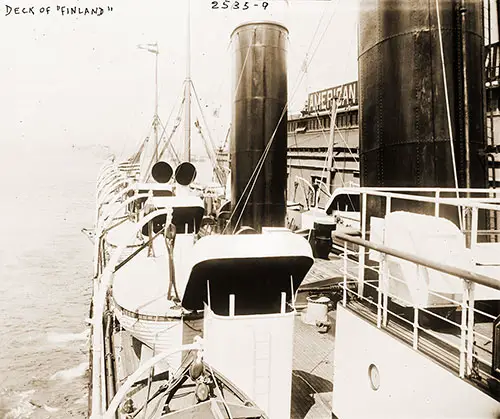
376, 292, 382, 328
466, 280, 476, 376
382, 195, 392, 328
471, 206, 479, 249
435, 190, 440, 217
413, 306, 419, 350
342, 241, 347, 307
207, 280, 211, 308
290, 276, 296, 310
357, 192, 367, 296
229, 294, 235, 317
381, 256, 389, 328
459, 279, 469, 378
466, 206, 479, 376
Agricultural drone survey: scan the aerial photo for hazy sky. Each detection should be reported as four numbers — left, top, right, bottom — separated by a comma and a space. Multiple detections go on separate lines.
0, 0, 359, 158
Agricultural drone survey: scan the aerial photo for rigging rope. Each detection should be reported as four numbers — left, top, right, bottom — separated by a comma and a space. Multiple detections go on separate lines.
313, 106, 359, 212
191, 83, 227, 184
291, 130, 310, 208
130, 122, 154, 164
143, 85, 185, 177
113, 227, 165, 273
435, 0, 464, 230
157, 116, 181, 163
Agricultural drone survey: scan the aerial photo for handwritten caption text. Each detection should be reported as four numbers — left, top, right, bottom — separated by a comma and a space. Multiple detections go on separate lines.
5, 5, 114, 16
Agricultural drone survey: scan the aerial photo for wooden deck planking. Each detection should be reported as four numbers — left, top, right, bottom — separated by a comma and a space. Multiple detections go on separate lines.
302, 255, 358, 287
289, 256, 348, 418
291, 312, 336, 419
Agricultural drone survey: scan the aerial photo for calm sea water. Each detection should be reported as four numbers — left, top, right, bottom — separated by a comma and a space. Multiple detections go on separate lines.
0, 143, 214, 418
0, 143, 110, 419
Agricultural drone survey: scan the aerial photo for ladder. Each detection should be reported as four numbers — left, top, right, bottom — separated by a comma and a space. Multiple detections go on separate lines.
484, 0, 500, 239
253, 330, 272, 412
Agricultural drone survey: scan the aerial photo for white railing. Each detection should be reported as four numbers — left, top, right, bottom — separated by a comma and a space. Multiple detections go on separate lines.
341, 187, 500, 294
335, 233, 499, 378
331, 187, 500, 389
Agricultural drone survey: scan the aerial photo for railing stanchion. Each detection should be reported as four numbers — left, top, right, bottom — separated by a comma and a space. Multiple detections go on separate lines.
413, 306, 419, 350
358, 192, 367, 296
377, 280, 382, 328
435, 190, 440, 217
381, 195, 392, 328
467, 206, 479, 376
460, 278, 468, 378
466, 280, 475, 376
382, 254, 389, 327
343, 241, 347, 307
471, 206, 478, 249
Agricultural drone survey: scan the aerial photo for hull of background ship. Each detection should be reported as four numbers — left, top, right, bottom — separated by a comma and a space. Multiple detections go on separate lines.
111, 194, 205, 373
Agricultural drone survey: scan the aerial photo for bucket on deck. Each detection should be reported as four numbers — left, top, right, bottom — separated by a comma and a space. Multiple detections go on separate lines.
304, 295, 330, 325
313, 221, 336, 259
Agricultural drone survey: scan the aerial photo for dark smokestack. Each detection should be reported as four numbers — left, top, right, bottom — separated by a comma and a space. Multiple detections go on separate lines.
230, 22, 288, 232
359, 0, 487, 218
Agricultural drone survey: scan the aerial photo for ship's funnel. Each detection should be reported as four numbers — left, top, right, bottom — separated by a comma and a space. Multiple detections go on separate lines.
230, 22, 288, 232
151, 161, 173, 183
175, 162, 197, 186
359, 0, 486, 219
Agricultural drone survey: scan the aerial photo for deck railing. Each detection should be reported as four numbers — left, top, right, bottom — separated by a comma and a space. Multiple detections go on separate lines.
331, 187, 500, 396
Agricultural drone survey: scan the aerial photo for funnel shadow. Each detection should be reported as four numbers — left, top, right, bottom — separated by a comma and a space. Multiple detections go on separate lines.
291, 370, 332, 419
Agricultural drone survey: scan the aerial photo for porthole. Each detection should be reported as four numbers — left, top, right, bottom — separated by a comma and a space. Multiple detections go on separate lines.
368, 363, 380, 391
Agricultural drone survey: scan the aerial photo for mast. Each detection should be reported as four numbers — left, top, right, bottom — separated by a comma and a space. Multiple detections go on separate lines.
154, 42, 159, 163
137, 42, 160, 181
184, 0, 191, 162
326, 99, 337, 195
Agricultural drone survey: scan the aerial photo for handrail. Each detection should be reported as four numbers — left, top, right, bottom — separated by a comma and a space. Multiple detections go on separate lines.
342, 186, 500, 194
97, 167, 121, 191
96, 160, 116, 179
338, 188, 500, 211
333, 231, 500, 291
97, 173, 123, 201
97, 177, 128, 203
98, 185, 141, 226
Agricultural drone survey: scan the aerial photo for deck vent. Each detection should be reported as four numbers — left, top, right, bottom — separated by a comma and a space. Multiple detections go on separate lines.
151, 161, 173, 183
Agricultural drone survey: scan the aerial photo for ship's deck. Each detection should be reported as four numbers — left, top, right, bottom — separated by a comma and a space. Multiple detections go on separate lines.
294, 253, 500, 414
290, 255, 346, 419
291, 311, 336, 419
109, 253, 499, 417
